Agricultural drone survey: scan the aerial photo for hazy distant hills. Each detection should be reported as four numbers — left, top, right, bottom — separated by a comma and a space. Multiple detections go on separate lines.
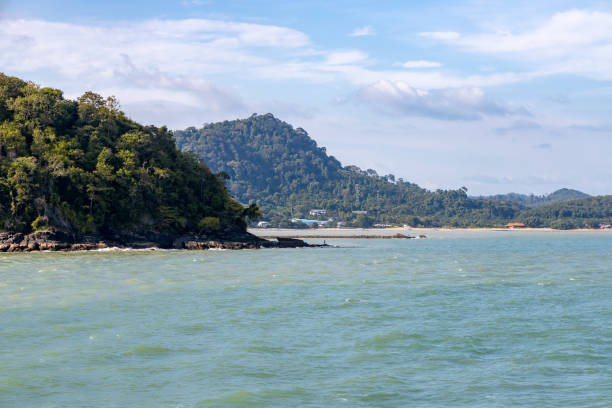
174, 114, 611, 229
479, 188, 591, 208
517, 195, 612, 229
174, 114, 522, 227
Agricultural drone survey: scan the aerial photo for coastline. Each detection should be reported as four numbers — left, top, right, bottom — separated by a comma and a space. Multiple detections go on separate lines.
249, 226, 612, 236
0, 230, 324, 253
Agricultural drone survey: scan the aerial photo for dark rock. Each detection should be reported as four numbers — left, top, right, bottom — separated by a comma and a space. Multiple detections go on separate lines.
127, 242, 158, 249
275, 237, 309, 248
7, 243, 21, 252
0, 228, 327, 252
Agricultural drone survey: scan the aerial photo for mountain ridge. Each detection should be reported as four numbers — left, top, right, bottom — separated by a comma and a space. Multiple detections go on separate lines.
479, 188, 590, 208
174, 114, 521, 227
174, 113, 611, 229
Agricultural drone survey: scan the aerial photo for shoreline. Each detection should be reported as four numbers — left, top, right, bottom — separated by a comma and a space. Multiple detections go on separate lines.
0, 231, 325, 253
249, 226, 612, 235
256, 233, 426, 239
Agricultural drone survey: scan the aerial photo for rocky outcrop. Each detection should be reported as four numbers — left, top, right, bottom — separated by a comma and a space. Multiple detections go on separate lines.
0, 229, 326, 252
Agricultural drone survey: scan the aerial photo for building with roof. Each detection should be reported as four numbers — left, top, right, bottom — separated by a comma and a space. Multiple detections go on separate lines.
309, 209, 326, 216
291, 218, 329, 226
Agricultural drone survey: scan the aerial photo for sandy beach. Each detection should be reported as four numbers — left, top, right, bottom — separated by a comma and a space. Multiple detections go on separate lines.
248, 226, 612, 237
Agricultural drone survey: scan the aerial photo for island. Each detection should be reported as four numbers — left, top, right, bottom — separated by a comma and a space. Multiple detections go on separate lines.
0, 73, 321, 251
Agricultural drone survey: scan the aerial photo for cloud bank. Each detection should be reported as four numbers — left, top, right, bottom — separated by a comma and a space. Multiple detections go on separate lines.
352, 80, 530, 121
424, 9, 612, 80
350, 25, 375, 37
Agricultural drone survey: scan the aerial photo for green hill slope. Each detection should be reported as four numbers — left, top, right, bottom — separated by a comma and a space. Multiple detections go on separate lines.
0, 73, 256, 237
175, 114, 521, 227
482, 188, 590, 208
517, 196, 612, 229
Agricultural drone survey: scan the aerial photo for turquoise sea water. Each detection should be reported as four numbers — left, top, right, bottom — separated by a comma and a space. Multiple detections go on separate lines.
1, 231, 611, 407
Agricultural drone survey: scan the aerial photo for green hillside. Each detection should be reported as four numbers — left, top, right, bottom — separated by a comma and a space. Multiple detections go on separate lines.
175, 114, 521, 227
482, 188, 590, 208
517, 195, 612, 229
0, 73, 257, 237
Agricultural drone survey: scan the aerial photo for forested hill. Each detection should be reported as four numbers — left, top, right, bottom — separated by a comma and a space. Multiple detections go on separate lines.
481, 188, 590, 208
174, 114, 522, 227
0, 73, 257, 236
516, 196, 612, 229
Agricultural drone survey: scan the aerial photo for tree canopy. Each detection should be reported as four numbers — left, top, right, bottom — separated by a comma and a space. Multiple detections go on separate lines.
0, 73, 255, 236
517, 196, 612, 229
175, 114, 612, 229
480, 188, 590, 208
175, 114, 523, 227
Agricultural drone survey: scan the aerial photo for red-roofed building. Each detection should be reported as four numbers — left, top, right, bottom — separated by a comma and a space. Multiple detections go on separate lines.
506, 222, 526, 228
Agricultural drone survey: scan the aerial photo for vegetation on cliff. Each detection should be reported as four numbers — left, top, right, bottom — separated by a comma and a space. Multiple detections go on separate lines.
0, 73, 259, 237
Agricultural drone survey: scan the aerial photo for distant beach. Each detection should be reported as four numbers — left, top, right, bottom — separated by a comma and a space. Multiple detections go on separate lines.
249, 227, 612, 237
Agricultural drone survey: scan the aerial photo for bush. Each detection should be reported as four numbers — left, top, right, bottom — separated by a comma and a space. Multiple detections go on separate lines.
31, 215, 50, 232
199, 216, 220, 234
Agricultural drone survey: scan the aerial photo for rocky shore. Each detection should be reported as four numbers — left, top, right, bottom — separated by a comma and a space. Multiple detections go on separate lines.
0, 230, 325, 252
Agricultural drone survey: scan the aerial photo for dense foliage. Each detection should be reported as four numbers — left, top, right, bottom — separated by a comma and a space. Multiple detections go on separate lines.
175, 114, 523, 227
481, 188, 590, 208
0, 73, 257, 236
517, 196, 612, 229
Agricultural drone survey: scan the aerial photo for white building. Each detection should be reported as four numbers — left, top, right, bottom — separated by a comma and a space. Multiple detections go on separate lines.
257, 221, 271, 228
309, 209, 327, 216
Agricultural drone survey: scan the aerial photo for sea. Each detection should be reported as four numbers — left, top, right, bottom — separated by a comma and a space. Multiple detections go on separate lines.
1, 230, 611, 407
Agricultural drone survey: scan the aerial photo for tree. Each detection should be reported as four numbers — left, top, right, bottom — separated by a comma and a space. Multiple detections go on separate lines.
0, 73, 259, 236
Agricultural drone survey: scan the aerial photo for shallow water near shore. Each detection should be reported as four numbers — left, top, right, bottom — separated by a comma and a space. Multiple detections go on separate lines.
1, 231, 611, 407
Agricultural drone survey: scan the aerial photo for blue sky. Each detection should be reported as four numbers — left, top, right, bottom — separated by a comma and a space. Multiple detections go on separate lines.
2, 0, 612, 195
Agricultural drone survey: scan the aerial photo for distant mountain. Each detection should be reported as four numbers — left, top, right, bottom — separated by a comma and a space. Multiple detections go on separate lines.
480, 188, 590, 208
517, 195, 612, 229
174, 114, 521, 227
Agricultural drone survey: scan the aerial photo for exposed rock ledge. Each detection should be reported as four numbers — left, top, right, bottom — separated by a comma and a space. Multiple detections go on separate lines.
0, 231, 326, 252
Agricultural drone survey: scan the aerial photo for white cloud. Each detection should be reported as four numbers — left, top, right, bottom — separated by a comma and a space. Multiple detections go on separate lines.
181, 0, 210, 6
349, 25, 375, 37
400, 60, 442, 69
418, 31, 460, 40
568, 124, 612, 133
423, 10, 612, 80
115, 54, 246, 113
456, 10, 612, 54
495, 120, 542, 135
326, 50, 369, 65
533, 143, 552, 149
0, 17, 545, 95
0, 16, 544, 128
0, 18, 311, 124
0, 18, 310, 80
351, 80, 530, 121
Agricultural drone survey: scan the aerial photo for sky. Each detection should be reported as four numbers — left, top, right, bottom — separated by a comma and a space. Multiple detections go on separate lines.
1, 0, 612, 195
